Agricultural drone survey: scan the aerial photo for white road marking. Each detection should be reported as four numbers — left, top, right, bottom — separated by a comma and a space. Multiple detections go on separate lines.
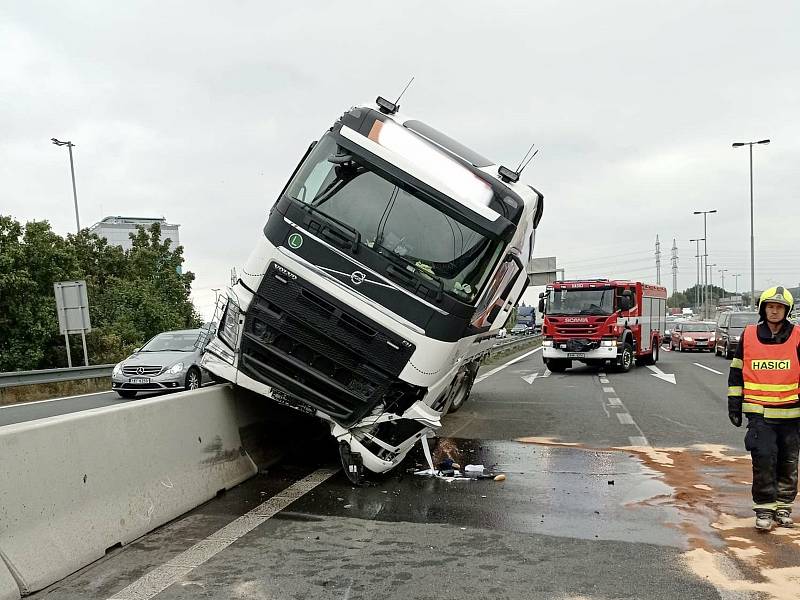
646, 364, 677, 385
693, 362, 724, 375
602, 387, 615, 393
474, 346, 543, 384
628, 436, 649, 446
521, 369, 551, 384
598, 372, 607, 377
617, 413, 635, 425
107, 468, 338, 600
599, 377, 610, 384
607, 397, 623, 406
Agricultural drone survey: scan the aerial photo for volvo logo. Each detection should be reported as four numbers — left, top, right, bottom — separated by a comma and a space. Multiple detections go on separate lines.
350, 271, 366, 285
136, 367, 144, 375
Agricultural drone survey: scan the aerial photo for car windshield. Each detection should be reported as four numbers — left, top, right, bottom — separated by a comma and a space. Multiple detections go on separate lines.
284, 134, 503, 303
547, 288, 614, 315
140, 331, 201, 352
730, 314, 759, 328
681, 323, 712, 332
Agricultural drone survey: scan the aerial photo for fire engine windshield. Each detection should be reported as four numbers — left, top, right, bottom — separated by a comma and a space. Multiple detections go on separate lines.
284, 134, 503, 303
547, 288, 615, 315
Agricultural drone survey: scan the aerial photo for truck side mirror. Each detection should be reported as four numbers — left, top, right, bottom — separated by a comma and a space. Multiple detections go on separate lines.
538, 298, 545, 314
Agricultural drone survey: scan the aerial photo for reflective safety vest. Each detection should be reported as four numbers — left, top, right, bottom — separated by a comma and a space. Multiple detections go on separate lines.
740, 324, 800, 419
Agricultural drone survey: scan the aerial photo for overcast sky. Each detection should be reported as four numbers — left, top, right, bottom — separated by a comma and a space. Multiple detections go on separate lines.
3, 1, 798, 318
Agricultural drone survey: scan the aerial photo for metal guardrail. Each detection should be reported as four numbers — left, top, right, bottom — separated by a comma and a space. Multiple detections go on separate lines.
488, 333, 543, 357
0, 364, 114, 389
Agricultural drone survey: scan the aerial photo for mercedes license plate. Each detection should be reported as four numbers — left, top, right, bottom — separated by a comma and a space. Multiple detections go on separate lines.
130, 377, 150, 384
567, 353, 585, 358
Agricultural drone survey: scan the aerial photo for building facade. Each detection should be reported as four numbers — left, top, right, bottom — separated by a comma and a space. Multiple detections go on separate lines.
89, 216, 180, 251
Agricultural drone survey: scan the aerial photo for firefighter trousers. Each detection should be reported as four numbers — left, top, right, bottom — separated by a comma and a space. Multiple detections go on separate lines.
744, 415, 800, 510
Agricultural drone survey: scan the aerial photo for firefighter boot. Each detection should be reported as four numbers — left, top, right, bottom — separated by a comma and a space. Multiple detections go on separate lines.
775, 509, 793, 527
755, 510, 774, 531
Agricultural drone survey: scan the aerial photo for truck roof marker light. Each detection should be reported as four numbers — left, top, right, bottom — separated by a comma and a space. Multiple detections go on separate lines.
367, 119, 494, 211
376, 96, 399, 114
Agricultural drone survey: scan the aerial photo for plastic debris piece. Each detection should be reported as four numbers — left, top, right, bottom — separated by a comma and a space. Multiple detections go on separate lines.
464, 464, 485, 472
343, 504, 352, 509
494, 474, 507, 482
452, 463, 461, 470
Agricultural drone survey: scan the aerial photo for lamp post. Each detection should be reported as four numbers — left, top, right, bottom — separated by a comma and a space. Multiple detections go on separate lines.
707, 263, 717, 312
690, 238, 705, 312
718, 268, 728, 301
693, 209, 717, 319
732, 139, 770, 309
51, 138, 81, 232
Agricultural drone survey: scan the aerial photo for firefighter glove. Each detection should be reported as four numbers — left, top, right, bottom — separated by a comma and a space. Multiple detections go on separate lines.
728, 396, 742, 428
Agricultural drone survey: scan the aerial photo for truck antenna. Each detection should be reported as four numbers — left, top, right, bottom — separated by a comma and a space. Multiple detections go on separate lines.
517, 148, 539, 175
394, 76, 415, 105
515, 142, 537, 173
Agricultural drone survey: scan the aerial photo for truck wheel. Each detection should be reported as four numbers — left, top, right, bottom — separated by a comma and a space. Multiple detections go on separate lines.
642, 341, 659, 365
447, 365, 477, 414
618, 343, 634, 372
546, 359, 570, 373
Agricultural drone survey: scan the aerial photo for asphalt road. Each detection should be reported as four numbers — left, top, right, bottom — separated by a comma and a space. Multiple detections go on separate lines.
24, 347, 800, 599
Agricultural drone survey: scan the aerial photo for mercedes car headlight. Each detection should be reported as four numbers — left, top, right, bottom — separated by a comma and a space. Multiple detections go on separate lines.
112, 363, 122, 376
684, 336, 693, 342
167, 362, 184, 375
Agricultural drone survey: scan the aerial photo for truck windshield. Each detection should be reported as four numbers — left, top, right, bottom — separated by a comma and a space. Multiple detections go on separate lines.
284, 134, 503, 303
547, 288, 614, 315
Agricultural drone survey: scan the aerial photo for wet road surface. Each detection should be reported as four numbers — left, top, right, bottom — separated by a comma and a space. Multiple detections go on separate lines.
28, 346, 800, 599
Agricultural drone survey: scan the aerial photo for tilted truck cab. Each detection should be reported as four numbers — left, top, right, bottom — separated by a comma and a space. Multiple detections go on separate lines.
202, 98, 544, 481
539, 279, 667, 372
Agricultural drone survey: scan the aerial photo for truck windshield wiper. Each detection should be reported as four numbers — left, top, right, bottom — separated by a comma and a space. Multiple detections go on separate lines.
376, 246, 444, 298
292, 201, 361, 252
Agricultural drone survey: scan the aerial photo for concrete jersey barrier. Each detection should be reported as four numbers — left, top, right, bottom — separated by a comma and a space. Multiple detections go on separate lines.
0, 385, 256, 595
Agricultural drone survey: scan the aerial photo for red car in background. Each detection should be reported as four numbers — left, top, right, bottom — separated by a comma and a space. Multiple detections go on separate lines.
670, 321, 715, 352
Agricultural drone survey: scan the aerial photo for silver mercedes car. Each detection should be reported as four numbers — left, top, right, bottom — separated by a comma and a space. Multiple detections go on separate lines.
111, 328, 212, 398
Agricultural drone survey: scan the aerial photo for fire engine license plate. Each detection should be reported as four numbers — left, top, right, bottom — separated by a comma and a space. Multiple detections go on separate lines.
130, 377, 150, 384
567, 353, 585, 358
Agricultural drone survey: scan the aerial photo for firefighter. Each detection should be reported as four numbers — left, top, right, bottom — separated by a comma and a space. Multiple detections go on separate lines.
728, 286, 800, 530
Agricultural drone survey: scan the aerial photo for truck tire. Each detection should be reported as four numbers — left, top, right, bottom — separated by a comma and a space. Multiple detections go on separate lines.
447, 366, 477, 414
618, 342, 634, 372
545, 358, 570, 373
642, 341, 659, 365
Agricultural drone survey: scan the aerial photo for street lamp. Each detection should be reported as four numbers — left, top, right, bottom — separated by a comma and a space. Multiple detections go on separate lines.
732, 273, 742, 296
51, 138, 81, 232
707, 263, 717, 311
718, 268, 728, 301
693, 209, 717, 318
732, 139, 770, 309
689, 238, 705, 312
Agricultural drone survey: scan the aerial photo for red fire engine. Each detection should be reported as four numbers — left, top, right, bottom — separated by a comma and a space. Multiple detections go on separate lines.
538, 279, 667, 372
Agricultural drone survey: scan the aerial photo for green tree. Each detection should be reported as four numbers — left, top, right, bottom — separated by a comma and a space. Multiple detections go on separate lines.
0, 217, 201, 371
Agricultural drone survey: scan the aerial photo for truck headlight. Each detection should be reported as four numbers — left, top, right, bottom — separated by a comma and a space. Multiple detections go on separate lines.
218, 299, 240, 349
542, 340, 553, 347
113, 363, 122, 376
167, 362, 184, 375
601, 340, 617, 347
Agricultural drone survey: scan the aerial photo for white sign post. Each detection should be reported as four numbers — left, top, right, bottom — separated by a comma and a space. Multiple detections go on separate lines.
54, 280, 92, 367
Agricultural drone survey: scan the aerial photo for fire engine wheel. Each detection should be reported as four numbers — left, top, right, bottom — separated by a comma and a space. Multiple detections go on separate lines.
618, 343, 634, 372
545, 359, 570, 373
642, 342, 659, 365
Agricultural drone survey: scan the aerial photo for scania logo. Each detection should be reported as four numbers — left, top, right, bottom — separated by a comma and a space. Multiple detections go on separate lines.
350, 271, 366, 286
564, 317, 589, 323
136, 367, 144, 375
